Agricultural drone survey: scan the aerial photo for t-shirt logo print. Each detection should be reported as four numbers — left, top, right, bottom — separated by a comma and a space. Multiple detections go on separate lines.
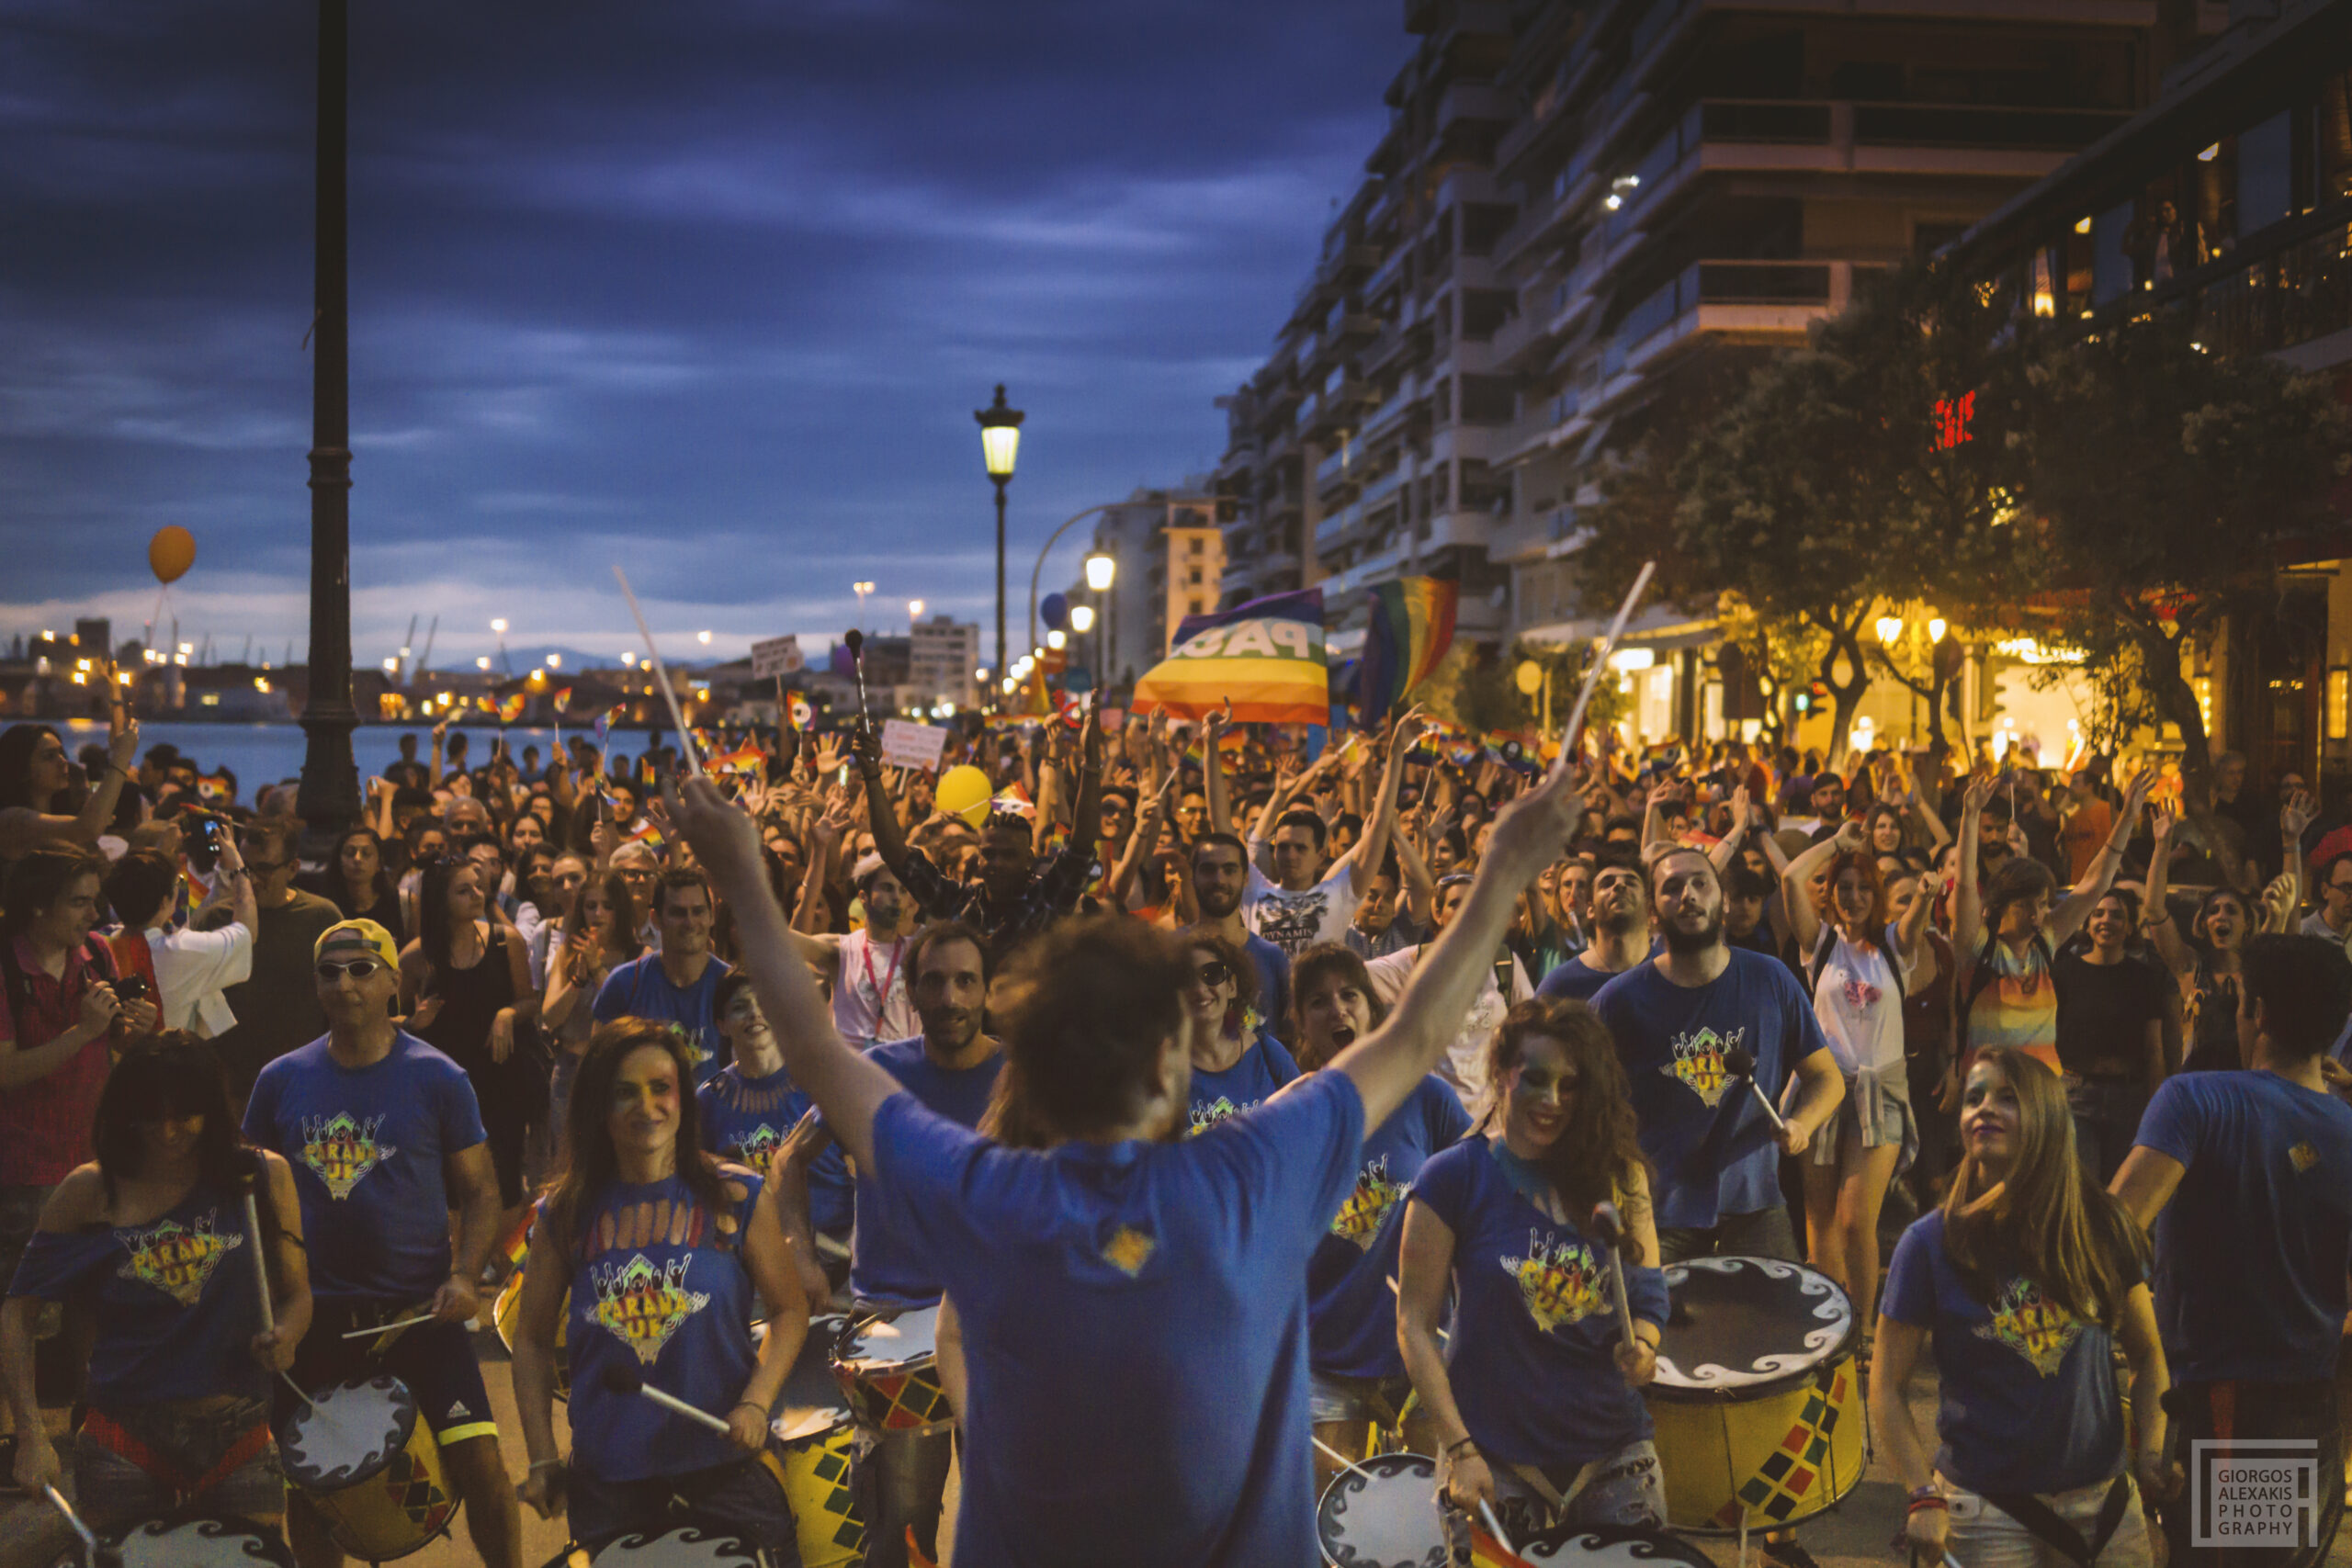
1188, 1096, 1244, 1135
1255, 887, 1329, 953
727, 1124, 786, 1168
1973, 1276, 2083, 1377
1499, 1228, 1610, 1334
116, 1212, 243, 1307
590, 1252, 712, 1367
1330, 1155, 1403, 1249
300, 1112, 396, 1200
1661, 1027, 1740, 1108
1100, 1224, 1156, 1277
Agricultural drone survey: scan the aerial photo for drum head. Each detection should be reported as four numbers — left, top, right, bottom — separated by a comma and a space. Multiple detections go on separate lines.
589, 1523, 764, 1563
279, 1374, 418, 1486
1518, 1524, 1715, 1565
97, 1516, 297, 1567
1650, 1257, 1854, 1400
840, 1305, 937, 1371
1317, 1452, 1446, 1568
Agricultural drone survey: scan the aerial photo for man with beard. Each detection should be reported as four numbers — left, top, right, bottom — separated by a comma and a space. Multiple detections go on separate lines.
1537, 853, 1653, 1001
856, 715, 1104, 964
783, 852, 919, 1047
590, 868, 730, 1087
1186, 830, 1291, 1041
1592, 847, 1844, 1265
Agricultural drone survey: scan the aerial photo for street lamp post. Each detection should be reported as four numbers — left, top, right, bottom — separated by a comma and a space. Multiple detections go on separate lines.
976, 386, 1023, 699
294, 0, 360, 859
1085, 551, 1116, 696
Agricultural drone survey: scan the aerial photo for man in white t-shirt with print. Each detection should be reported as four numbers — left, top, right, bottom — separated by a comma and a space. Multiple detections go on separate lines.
1203, 708, 1419, 961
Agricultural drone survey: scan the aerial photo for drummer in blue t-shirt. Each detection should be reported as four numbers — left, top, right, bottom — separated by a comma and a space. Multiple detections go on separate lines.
1398, 997, 1670, 1538
1289, 942, 1470, 1486
2111, 932, 2352, 1567
512, 1019, 809, 1558
1873, 1046, 2169, 1568
662, 757, 1589, 1568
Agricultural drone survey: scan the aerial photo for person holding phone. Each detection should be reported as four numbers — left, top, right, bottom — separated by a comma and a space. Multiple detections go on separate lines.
107, 837, 257, 1037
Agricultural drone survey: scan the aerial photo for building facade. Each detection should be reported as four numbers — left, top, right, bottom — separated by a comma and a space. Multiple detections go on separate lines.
909, 615, 982, 709
1068, 485, 1225, 692
1215, 0, 2200, 728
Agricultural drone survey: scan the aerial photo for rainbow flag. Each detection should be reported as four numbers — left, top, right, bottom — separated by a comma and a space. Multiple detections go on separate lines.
709, 741, 765, 778
624, 818, 666, 849
1466, 1524, 1534, 1568
551, 685, 575, 713
1358, 576, 1457, 726
497, 691, 528, 723
1132, 589, 1329, 727
1182, 730, 1248, 766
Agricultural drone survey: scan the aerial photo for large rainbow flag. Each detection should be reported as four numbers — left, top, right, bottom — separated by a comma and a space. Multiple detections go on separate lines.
1131, 589, 1329, 727
1357, 576, 1457, 725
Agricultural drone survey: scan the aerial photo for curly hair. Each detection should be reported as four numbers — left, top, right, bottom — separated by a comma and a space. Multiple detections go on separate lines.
1478, 998, 1651, 1262
985, 914, 1189, 1149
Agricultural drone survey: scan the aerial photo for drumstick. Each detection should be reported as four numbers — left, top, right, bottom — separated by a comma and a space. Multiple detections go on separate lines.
1721, 1044, 1788, 1133
1478, 1498, 1516, 1558
1553, 560, 1656, 773
612, 565, 704, 777
241, 1189, 275, 1337
339, 1314, 436, 1340
599, 1363, 733, 1435
44, 1483, 121, 1568
1588, 1201, 1639, 1351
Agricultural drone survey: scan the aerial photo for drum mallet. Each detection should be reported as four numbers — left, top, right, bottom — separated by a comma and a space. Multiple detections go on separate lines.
844, 629, 875, 731
600, 1364, 734, 1436
1589, 1201, 1640, 1352
237, 1174, 313, 1411
43, 1483, 121, 1568
1721, 1044, 1788, 1135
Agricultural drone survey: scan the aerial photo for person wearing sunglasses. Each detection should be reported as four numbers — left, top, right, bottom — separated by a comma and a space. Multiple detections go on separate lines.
1179, 931, 1300, 1136
242, 919, 523, 1568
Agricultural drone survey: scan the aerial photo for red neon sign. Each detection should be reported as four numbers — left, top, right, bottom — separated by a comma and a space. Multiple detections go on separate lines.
1934, 391, 1976, 451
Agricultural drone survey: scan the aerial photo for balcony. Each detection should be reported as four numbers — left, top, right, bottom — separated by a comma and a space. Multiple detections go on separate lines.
1436, 80, 1512, 140
1600, 259, 1868, 379
1358, 465, 1410, 517
1361, 378, 1426, 446
1316, 498, 1369, 549
1364, 245, 1410, 307
1315, 446, 1354, 495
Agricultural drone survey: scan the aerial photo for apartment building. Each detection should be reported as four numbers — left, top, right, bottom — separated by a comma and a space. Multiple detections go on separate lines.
1215, 0, 2189, 693
1068, 486, 1226, 692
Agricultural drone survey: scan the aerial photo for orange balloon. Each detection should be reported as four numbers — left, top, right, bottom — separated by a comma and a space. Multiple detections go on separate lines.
148, 526, 196, 584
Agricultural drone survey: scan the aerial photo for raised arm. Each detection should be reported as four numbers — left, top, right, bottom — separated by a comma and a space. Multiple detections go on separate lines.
1391, 818, 1438, 931
2142, 804, 2192, 977
1332, 764, 1584, 1130
2048, 768, 2154, 947
1708, 784, 1751, 875
1909, 782, 1951, 852
1203, 704, 1235, 840
1781, 820, 1863, 961
1954, 771, 1994, 964
2278, 790, 2315, 926
668, 775, 899, 1173
1347, 712, 1421, 896
0, 704, 138, 861
851, 727, 916, 887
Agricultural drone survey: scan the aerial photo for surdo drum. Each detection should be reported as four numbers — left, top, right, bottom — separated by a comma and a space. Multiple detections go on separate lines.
535, 1526, 770, 1565
50, 1515, 295, 1568
1640, 1257, 1864, 1534
829, 1307, 951, 1435
763, 1313, 864, 1568
277, 1375, 458, 1561
1316, 1451, 1446, 1568
1514, 1523, 1716, 1564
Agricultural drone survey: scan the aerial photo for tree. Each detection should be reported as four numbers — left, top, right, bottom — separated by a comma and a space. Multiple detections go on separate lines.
2002, 311, 2352, 792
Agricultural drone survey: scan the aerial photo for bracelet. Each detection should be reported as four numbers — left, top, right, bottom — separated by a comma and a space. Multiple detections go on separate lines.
1443, 1436, 1480, 1460
1908, 1496, 1950, 1515
731, 1400, 765, 1415
528, 1459, 562, 1473
1908, 1484, 1945, 1506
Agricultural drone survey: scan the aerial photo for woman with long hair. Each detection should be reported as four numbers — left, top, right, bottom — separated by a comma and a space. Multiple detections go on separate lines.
1782, 822, 1939, 1334
2143, 802, 2276, 1074
1871, 1047, 2167, 1568
2051, 886, 2170, 1186
1178, 930, 1299, 1134
541, 871, 639, 1163
510, 1020, 809, 1559
0, 711, 139, 868
398, 856, 539, 1224
1291, 943, 1470, 1485
303, 825, 404, 941
1396, 998, 1668, 1537
0, 1035, 310, 1532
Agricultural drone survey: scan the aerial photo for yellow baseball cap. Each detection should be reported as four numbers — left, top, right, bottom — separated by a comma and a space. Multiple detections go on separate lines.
314, 919, 400, 970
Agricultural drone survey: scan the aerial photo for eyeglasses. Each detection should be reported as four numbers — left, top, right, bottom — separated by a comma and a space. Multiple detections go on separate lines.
1193, 961, 1233, 988
243, 861, 289, 876
316, 959, 383, 981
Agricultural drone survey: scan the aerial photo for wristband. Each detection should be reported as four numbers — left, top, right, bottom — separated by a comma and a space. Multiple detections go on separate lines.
1908, 1496, 1950, 1515
528, 1459, 562, 1473
1444, 1437, 1479, 1460
732, 1400, 765, 1414
1908, 1484, 1946, 1506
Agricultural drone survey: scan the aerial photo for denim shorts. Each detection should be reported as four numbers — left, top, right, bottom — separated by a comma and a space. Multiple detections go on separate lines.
74, 1396, 282, 1531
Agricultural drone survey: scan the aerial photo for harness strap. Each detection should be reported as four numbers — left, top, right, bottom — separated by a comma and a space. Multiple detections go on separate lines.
80, 1408, 271, 1506
1980, 1474, 2133, 1568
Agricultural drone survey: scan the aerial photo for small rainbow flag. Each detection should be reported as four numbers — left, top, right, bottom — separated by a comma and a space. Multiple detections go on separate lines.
551, 685, 575, 713
1358, 576, 1457, 726
197, 774, 233, 804
1182, 730, 1248, 766
709, 741, 765, 778
497, 691, 527, 723
1467, 1524, 1534, 1568
624, 818, 666, 849
1132, 589, 1329, 727
988, 782, 1035, 820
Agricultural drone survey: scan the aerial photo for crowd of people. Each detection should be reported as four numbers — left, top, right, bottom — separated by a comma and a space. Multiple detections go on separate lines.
0, 699, 2345, 1568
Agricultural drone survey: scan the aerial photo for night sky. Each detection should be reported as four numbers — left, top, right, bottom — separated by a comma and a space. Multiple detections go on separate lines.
3, 1, 1403, 668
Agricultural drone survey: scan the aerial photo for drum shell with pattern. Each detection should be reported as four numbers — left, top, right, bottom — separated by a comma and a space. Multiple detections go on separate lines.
1514, 1523, 1716, 1564
1640, 1257, 1864, 1535
562, 1524, 767, 1563
277, 1376, 458, 1561
1316, 1451, 1446, 1568
762, 1409, 865, 1568
51, 1514, 296, 1568
829, 1306, 953, 1436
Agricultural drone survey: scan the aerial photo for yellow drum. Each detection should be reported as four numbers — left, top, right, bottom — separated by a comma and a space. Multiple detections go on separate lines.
279, 1375, 458, 1561
767, 1407, 865, 1567
1642, 1257, 1865, 1535
494, 1269, 571, 1397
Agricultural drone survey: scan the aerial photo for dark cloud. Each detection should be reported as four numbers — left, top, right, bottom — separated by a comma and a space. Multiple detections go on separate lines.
2, 0, 1399, 661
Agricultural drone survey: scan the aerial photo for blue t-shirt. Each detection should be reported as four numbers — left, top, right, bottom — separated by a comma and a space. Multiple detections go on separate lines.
1592, 952, 1830, 1229
698, 1063, 852, 1236
551, 1168, 764, 1481
865, 1068, 1365, 1568
1309, 1074, 1471, 1380
8, 1179, 270, 1409
846, 1035, 1005, 1307
1538, 954, 1622, 1002
1883, 1212, 2132, 1494
1408, 1138, 1668, 1468
1243, 932, 1292, 1040
592, 954, 732, 1087
243, 1032, 489, 1302
2133, 1069, 2352, 1382
1187, 1031, 1302, 1135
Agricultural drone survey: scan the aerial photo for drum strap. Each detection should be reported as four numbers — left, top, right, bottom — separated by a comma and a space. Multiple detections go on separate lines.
1505, 1458, 1598, 1518
1981, 1474, 2132, 1567
81, 1408, 273, 1507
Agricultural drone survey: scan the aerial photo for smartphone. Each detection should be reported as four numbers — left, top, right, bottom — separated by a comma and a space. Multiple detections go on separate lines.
199, 817, 224, 854
114, 974, 150, 1004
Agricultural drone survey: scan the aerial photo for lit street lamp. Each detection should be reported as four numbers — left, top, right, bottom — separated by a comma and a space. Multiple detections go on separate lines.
976, 385, 1023, 694
1085, 551, 1115, 693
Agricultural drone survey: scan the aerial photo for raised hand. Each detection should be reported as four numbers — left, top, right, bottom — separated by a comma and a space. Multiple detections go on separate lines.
2283, 789, 2317, 842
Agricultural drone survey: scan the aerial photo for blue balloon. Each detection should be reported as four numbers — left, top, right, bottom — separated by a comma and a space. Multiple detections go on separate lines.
1041, 592, 1069, 631
830, 643, 855, 675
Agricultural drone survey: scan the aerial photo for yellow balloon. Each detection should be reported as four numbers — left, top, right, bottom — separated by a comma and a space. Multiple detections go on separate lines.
936, 764, 992, 829
148, 525, 196, 584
